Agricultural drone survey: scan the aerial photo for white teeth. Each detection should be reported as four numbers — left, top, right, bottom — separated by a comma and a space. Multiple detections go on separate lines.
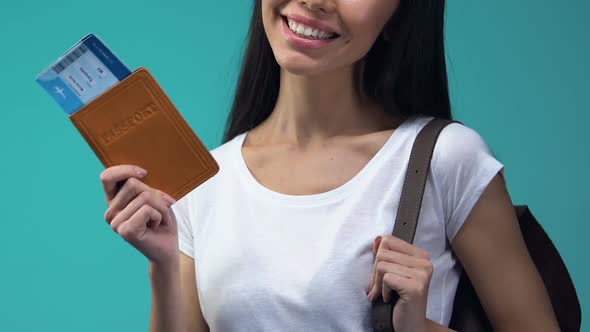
287, 18, 335, 40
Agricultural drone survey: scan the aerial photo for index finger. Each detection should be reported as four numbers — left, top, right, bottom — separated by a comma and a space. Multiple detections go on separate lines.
379, 235, 429, 259
100, 165, 147, 201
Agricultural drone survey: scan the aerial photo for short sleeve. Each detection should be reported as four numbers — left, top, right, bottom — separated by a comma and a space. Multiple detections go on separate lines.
171, 198, 194, 258
430, 122, 505, 242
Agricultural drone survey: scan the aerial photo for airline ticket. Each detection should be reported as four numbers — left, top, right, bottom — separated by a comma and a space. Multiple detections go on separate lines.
36, 34, 131, 114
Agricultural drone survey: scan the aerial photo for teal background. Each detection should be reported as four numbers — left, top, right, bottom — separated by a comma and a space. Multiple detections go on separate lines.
0, 0, 587, 331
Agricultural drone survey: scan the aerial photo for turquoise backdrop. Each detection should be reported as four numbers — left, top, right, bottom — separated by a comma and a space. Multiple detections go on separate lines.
0, 0, 587, 331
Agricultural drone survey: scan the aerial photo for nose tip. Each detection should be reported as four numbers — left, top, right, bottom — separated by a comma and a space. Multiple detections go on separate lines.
298, 0, 334, 13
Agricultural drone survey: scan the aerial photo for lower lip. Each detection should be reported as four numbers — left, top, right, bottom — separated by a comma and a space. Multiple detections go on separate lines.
281, 17, 338, 49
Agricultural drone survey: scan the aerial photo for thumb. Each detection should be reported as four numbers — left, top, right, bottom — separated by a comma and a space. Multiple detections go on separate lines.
372, 236, 382, 255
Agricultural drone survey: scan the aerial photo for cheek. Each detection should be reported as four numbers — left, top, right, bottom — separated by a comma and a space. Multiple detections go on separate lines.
338, 2, 398, 60
262, 0, 285, 11
261, 0, 288, 47
345, 1, 399, 44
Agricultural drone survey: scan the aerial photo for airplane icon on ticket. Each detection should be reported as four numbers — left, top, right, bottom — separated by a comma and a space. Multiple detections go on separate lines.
54, 86, 66, 99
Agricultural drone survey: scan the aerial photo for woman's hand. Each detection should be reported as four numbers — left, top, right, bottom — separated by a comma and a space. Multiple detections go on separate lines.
100, 165, 179, 268
367, 235, 434, 332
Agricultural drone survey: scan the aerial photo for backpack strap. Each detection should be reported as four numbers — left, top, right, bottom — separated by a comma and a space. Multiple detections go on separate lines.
371, 117, 461, 331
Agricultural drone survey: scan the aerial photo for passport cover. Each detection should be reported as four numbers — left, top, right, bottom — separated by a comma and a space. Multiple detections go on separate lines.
69, 67, 219, 200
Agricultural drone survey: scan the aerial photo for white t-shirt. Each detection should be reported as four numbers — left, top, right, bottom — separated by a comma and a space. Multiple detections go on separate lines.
172, 115, 504, 331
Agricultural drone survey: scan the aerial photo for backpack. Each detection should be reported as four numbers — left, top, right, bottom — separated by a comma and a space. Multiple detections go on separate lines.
371, 118, 581, 331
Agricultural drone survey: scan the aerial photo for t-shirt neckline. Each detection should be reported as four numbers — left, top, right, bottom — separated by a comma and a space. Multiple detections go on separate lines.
233, 116, 416, 205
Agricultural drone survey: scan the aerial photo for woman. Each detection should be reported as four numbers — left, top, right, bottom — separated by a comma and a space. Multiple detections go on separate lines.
100, 0, 560, 331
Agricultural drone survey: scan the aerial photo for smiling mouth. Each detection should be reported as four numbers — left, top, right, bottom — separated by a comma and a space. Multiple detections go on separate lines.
281, 16, 340, 40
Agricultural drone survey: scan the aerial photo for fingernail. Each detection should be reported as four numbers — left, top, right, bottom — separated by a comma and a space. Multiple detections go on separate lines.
135, 167, 147, 177
162, 194, 177, 205
104, 209, 111, 221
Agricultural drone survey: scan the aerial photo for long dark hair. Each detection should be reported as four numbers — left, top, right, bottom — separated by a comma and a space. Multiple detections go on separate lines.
223, 0, 452, 143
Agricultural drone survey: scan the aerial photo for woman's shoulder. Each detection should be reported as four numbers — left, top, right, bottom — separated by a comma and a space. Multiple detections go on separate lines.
209, 133, 244, 164
410, 114, 485, 144
402, 116, 493, 163
427, 117, 504, 202
406, 116, 504, 194
422, 118, 504, 240
436, 121, 493, 159
406, 116, 497, 173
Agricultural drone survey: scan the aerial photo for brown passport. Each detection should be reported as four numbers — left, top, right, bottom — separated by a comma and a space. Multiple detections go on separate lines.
69, 67, 219, 200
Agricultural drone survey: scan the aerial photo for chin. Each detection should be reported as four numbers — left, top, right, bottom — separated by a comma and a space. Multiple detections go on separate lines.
279, 62, 321, 76
274, 52, 336, 77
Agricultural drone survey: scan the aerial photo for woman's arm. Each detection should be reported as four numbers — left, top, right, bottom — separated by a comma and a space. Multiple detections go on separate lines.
178, 253, 210, 332
450, 173, 560, 331
148, 252, 209, 332
148, 258, 183, 332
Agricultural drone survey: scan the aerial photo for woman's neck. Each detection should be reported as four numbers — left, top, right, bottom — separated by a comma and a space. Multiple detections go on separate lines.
253, 65, 397, 147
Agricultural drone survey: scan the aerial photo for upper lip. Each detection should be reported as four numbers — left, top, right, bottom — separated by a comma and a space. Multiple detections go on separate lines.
283, 13, 340, 35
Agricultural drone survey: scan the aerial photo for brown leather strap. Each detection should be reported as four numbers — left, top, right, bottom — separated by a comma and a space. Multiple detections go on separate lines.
392, 118, 460, 243
371, 117, 461, 331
